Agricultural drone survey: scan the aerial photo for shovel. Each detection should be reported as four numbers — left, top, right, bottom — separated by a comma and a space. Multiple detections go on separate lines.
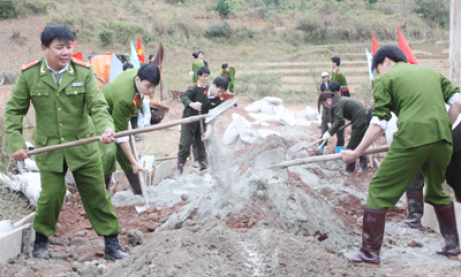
286, 122, 351, 160
128, 122, 151, 213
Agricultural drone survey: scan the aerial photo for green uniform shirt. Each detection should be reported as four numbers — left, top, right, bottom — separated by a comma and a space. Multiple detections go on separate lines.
328, 97, 367, 135
331, 67, 348, 87
5, 57, 114, 173
221, 66, 236, 93
100, 69, 143, 134
181, 83, 223, 132
372, 62, 459, 148
192, 59, 205, 83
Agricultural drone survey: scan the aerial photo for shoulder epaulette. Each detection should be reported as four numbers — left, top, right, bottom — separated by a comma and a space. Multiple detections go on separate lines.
230, 65, 234, 68
189, 83, 195, 87
335, 70, 341, 75
197, 84, 206, 89
72, 58, 91, 68
221, 70, 226, 74
20, 60, 39, 71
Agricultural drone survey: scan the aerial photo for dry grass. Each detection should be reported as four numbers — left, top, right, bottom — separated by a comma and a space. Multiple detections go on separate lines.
0, 184, 33, 221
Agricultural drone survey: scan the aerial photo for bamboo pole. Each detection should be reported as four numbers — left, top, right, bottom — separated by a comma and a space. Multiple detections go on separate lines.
27, 114, 209, 156
269, 146, 389, 169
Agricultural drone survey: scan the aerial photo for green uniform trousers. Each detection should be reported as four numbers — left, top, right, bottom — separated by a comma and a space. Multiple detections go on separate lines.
321, 106, 345, 147
178, 123, 205, 161
346, 121, 368, 150
34, 159, 121, 237
367, 140, 452, 209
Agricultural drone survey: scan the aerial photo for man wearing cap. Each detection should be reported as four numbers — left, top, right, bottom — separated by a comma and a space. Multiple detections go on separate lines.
320, 72, 331, 92
340, 45, 461, 267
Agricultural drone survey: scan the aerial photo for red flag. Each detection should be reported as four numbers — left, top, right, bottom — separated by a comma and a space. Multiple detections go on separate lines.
136, 35, 145, 64
72, 52, 83, 60
398, 26, 418, 65
372, 32, 379, 55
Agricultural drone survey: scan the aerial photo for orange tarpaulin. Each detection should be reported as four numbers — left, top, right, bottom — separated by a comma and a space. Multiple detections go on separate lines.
90, 54, 112, 88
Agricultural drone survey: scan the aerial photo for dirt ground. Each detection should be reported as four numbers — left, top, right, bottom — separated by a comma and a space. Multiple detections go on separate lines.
1, 93, 461, 277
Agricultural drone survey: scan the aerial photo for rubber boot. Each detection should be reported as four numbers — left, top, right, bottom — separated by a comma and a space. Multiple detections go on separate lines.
32, 231, 51, 259
346, 162, 356, 174
176, 156, 187, 177
104, 174, 112, 191
359, 155, 368, 172
397, 191, 424, 229
104, 234, 129, 260
198, 160, 207, 171
434, 202, 461, 260
342, 207, 386, 268
124, 171, 142, 195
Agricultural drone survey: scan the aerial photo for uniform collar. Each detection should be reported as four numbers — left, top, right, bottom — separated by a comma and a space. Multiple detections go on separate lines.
206, 86, 216, 99
332, 67, 339, 73
45, 58, 69, 75
134, 79, 144, 100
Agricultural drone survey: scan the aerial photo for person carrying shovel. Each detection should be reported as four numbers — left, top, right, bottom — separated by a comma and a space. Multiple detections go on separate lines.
97, 63, 161, 195
318, 82, 370, 173
5, 25, 128, 260
340, 45, 461, 268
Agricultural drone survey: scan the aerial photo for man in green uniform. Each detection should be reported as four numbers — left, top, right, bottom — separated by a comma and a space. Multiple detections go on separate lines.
317, 82, 345, 155
98, 64, 160, 194
330, 56, 350, 97
191, 52, 205, 83
340, 46, 461, 267
177, 67, 228, 175
5, 25, 128, 260
319, 83, 370, 173
221, 63, 236, 93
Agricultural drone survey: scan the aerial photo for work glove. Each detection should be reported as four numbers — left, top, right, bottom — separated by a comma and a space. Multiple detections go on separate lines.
322, 131, 331, 141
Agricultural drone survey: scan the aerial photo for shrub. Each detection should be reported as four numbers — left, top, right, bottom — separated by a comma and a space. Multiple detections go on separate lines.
216, 0, 233, 16
239, 71, 282, 97
414, 0, 450, 29
98, 30, 115, 47
108, 21, 152, 45
165, 0, 186, 4
18, 1, 51, 16
205, 21, 233, 40
0, 1, 17, 19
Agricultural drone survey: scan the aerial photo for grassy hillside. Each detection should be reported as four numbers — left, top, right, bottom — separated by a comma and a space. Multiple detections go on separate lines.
0, 0, 450, 99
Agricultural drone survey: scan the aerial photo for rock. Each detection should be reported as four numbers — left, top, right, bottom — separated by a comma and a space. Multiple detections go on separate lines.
408, 240, 423, 248
97, 264, 106, 275
75, 231, 87, 237
95, 252, 105, 258
127, 230, 144, 245
91, 260, 100, 267
324, 245, 335, 253
166, 267, 177, 277
181, 193, 190, 201
120, 228, 127, 235
148, 223, 161, 232
51, 252, 68, 260
69, 237, 89, 246
71, 262, 81, 272
56, 223, 62, 229
148, 213, 159, 222
77, 253, 94, 263
49, 237, 67, 246
146, 206, 158, 214
182, 220, 195, 228
256, 190, 265, 200
385, 237, 396, 245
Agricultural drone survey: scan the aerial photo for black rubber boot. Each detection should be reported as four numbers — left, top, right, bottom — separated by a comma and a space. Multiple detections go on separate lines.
359, 155, 368, 172
124, 171, 142, 195
104, 234, 129, 260
32, 232, 51, 259
346, 161, 356, 174
434, 202, 461, 260
397, 191, 424, 229
176, 156, 187, 177
342, 207, 386, 268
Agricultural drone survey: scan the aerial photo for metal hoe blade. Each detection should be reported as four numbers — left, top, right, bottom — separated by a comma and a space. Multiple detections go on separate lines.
205, 97, 238, 124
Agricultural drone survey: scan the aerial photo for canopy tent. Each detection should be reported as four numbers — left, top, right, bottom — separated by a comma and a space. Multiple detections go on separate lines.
90, 53, 124, 88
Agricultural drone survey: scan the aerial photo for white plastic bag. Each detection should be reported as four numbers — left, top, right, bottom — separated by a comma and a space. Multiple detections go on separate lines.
222, 114, 251, 145
240, 129, 260, 144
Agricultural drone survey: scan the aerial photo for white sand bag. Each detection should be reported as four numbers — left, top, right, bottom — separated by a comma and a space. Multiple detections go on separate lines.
263, 96, 283, 105
257, 129, 280, 139
222, 114, 251, 145
239, 129, 261, 144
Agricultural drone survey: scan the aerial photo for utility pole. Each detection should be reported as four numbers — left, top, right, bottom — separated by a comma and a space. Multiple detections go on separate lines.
449, 0, 461, 85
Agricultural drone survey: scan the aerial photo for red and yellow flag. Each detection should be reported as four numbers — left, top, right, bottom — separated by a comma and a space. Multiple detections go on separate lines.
136, 35, 145, 64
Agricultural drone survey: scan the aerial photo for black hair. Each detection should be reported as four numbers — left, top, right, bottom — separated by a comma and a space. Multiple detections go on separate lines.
197, 50, 204, 56
41, 25, 74, 48
149, 54, 155, 60
197, 66, 210, 76
317, 92, 341, 116
123, 63, 134, 71
192, 52, 198, 58
331, 56, 340, 66
221, 63, 228, 70
329, 81, 341, 93
371, 45, 407, 72
137, 63, 161, 86
213, 76, 228, 90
